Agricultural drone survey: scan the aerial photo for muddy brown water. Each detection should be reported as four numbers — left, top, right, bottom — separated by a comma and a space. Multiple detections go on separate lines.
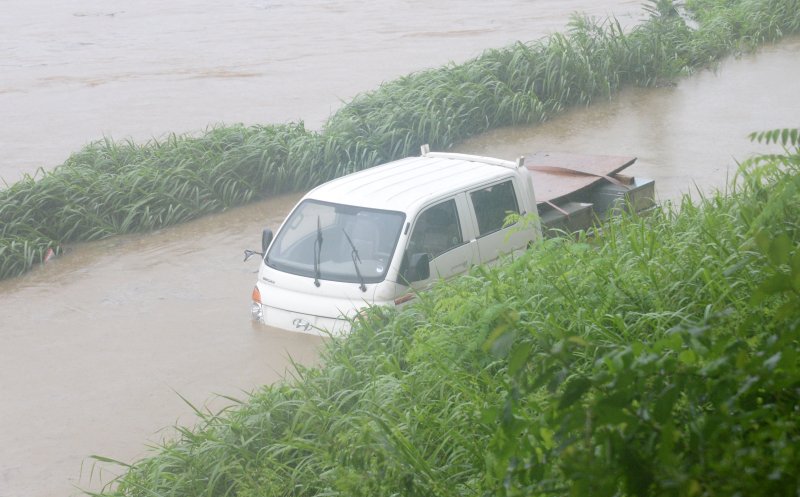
454, 37, 800, 201
1, 1, 798, 496
0, 0, 645, 184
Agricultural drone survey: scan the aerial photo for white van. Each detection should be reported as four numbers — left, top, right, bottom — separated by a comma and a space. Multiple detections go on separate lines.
247, 148, 541, 335
246, 146, 654, 335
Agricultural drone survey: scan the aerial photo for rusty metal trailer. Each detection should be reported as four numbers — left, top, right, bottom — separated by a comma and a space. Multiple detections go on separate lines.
525, 152, 656, 234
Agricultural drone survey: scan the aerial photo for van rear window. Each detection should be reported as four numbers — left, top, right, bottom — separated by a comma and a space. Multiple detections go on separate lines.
470, 180, 519, 236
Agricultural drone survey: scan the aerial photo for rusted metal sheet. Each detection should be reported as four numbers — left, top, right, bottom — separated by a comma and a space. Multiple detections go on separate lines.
524, 152, 637, 203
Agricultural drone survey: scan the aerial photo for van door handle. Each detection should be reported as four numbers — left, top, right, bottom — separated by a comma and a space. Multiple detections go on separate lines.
451, 260, 468, 271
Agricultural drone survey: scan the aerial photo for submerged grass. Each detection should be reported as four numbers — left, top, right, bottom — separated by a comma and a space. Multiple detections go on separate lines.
92, 135, 800, 496
2, 0, 800, 279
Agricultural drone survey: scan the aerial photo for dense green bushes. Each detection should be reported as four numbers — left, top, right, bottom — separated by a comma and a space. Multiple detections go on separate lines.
3, 0, 800, 280
94, 132, 800, 496
484, 131, 800, 496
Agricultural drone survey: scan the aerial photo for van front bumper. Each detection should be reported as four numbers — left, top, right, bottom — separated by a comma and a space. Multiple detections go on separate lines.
251, 303, 351, 337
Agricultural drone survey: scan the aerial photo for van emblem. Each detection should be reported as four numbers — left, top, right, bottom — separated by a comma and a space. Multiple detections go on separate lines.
292, 318, 312, 332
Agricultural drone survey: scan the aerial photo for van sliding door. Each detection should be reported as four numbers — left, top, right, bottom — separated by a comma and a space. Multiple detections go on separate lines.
467, 179, 531, 265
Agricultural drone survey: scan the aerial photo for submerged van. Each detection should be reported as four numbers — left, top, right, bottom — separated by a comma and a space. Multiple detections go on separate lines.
247, 147, 541, 335
246, 146, 655, 335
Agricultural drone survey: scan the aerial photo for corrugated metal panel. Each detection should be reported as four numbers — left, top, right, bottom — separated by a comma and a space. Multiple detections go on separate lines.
524, 152, 637, 203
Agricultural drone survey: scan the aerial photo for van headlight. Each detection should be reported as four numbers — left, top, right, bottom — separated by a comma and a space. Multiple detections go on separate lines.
251, 302, 263, 321
251, 285, 263, 321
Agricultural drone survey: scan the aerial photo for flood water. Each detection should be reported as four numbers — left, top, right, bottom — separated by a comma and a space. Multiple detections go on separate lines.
1, 1, 798, 496
455, 37, 800, 201
0, 0, 646, 184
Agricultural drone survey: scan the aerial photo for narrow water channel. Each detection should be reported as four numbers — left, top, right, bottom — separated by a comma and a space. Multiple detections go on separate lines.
455, 37, 800, 201
1, 2, 798, 497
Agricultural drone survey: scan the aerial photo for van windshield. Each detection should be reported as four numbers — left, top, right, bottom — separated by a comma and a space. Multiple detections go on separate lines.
266, 200, 406, 285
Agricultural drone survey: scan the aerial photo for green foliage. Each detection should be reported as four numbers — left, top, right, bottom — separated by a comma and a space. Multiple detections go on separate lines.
487, 131, 800, 497
3, 0, 800, 280
89, 136, 800, 496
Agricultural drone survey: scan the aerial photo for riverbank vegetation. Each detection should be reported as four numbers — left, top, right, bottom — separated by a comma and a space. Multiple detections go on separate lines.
92, 133, 800, 496
2, 0, 799, 280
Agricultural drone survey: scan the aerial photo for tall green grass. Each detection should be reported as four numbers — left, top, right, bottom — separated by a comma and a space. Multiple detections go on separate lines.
2, 0, 799, 280
483, 132, 800, 496
90, 132, 800, 496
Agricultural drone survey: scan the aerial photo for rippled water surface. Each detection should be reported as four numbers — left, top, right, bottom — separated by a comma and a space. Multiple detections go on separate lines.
0, 0, 644, 183
1, 1, 798, 496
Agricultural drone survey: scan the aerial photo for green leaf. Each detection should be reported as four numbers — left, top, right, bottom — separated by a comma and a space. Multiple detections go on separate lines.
792, 250, 800, 276
481, 406, 500, 424
567, 335, 589, 347
595, 402, 635, 425
678, 349, 697, 365
657, 419, 676, 465
508, 342, 534, 376
653, 386, 678, 424
539, 427, 555, 449
558, 377, 592, 410
657, 332, 683, 353
756, 273, 793, 298
791, 252, 800, 292
754, 230, 771, 254
775, 299, 800, 321
767, 234, 791, 266
596, 390, 632, 409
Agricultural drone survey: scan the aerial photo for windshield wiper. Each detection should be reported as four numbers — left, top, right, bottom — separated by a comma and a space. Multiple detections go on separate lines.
313, 216, 323, 287
342, 229, 367, 293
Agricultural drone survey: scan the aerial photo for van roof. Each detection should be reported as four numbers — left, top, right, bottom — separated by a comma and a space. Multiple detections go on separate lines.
305, 152, 520, 212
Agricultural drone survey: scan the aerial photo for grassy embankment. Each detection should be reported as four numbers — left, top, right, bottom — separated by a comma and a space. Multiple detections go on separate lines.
2, 0, 799, 279
94, 131, 800, 496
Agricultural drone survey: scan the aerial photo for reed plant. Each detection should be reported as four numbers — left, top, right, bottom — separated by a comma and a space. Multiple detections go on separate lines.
2, 0, 799, 280
92, 133, 800, 496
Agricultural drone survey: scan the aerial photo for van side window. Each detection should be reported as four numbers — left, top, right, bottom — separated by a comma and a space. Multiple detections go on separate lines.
470, 180, 520, 237
408, 199, 463, 259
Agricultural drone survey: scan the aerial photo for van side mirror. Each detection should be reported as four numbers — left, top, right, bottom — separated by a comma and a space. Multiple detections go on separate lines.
261, 228, 274, 254
402, 253, 430, 283
244, 228, 274, 262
